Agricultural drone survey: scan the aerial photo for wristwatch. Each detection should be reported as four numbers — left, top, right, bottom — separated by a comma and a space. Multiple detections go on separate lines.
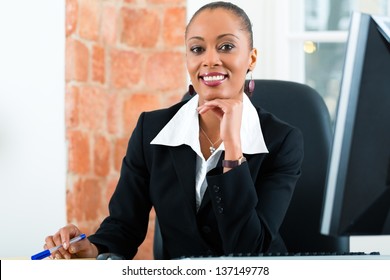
222, 155, 247, 168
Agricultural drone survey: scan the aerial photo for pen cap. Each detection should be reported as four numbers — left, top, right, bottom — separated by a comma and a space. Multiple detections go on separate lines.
31, 249, 51, 260
78, 233, 87, 240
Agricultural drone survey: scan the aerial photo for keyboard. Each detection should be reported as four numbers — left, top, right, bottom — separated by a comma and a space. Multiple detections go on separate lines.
181, 251, 385, 260
230, 251, 381, 257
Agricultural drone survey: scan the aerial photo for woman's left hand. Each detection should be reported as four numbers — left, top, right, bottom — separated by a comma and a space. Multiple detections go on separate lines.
197, 98, 243, 158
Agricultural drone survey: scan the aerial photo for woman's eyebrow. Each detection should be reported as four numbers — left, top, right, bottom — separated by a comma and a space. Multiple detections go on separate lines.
187, 33, 239, 42
187, 36, 204, 42
217, 33, 239, 40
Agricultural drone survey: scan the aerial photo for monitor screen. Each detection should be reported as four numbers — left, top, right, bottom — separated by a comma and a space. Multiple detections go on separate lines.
321, 12, 390, 236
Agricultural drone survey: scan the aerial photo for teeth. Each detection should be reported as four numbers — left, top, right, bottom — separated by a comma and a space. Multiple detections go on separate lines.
203, 75, 225, 82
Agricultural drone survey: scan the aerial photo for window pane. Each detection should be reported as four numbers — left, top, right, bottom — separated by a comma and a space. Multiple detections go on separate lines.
305, 0, 389, 31
304, 42, 346, 119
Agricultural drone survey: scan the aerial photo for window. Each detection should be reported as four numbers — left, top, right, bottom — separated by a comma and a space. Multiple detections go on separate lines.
291, 0, 390, 118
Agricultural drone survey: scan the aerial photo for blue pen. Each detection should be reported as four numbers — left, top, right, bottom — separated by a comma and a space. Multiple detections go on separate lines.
31, 233, 86, 260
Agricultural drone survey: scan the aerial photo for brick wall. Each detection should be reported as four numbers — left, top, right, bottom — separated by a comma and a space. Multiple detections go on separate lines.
65, 0, 187, 259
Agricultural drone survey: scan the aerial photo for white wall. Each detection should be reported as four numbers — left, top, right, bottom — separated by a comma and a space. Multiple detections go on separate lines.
0, 0, 66, 258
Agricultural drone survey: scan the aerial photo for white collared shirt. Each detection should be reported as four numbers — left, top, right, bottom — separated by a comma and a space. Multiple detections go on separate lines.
151, 94, 268, 210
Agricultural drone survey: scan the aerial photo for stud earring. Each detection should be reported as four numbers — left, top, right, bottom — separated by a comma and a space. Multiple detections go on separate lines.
244, 72, 255, 96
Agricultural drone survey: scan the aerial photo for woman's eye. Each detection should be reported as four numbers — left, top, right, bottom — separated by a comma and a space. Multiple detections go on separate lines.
190, 46, 204, 54
219, 44, 234, 51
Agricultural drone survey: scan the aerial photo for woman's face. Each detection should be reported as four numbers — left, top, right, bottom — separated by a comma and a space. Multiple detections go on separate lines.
185, 8, 257, 103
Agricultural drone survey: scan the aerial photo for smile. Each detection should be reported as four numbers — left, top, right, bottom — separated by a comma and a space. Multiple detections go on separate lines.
203, 75, 226, 82
200, 72, 227, 86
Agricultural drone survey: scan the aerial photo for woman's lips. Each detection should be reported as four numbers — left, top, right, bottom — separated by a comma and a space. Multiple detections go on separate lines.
200, 72, 227, 86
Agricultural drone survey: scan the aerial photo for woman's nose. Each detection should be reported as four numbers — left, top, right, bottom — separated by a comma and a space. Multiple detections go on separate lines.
203, 49, 221, 68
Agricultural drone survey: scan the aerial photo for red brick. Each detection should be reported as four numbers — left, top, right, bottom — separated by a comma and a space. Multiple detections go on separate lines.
92, 45, 105, 84
78, 0, 100, 41
107, 93, 122, 135
66, 189, 74, 222
110, 49, 143, 89
65, 85, 79, 128
79, 86, 107, 131
147, 0, 185, 4
145, 52, 186, 90
102, 4, 117, 45
163, 7, 186, 47
105, 177, 119, 207
64, 0, 187, 260
123, 93, 162, 134
94, 134, 111, 177
68, 130, 90, 174
114, 137, 129, 172
163, 91, 184, 107
121, 8, 160, 48
66, 0, 78, 37
77, 224, 94, 236
66, 38, 89, 82
70, 178, 102, 221
89, 222, 101, 235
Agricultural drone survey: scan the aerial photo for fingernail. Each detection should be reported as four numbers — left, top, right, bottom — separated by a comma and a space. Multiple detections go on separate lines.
63, 242, 68, 250
55, 254, 60, 260
69, 246, 75, 254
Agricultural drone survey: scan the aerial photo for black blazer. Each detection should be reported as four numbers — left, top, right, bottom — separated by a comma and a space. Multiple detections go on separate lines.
88, 100, 304, 259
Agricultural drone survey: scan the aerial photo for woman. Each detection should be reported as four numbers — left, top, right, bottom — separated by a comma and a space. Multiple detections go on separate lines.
43, 1, 303, 260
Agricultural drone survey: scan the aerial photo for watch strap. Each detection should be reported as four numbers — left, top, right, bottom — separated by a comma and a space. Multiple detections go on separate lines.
222, 156, 246, 168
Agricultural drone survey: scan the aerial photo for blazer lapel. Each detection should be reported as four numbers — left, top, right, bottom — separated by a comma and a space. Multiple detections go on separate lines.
170, 145, 197, 215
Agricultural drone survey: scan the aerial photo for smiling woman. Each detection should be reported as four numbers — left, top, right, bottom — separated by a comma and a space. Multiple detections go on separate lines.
41, 1, 303, 260
184, 3, 257, 162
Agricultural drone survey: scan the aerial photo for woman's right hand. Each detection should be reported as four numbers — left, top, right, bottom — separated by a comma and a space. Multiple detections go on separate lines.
44, 224, 98, 259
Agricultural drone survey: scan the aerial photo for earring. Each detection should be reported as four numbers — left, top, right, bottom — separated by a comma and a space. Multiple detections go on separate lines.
189, 84, 196, 96
244, 72, 255, 96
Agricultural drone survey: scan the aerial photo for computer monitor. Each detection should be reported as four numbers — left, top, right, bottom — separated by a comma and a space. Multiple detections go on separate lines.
321, 12, 390, 236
